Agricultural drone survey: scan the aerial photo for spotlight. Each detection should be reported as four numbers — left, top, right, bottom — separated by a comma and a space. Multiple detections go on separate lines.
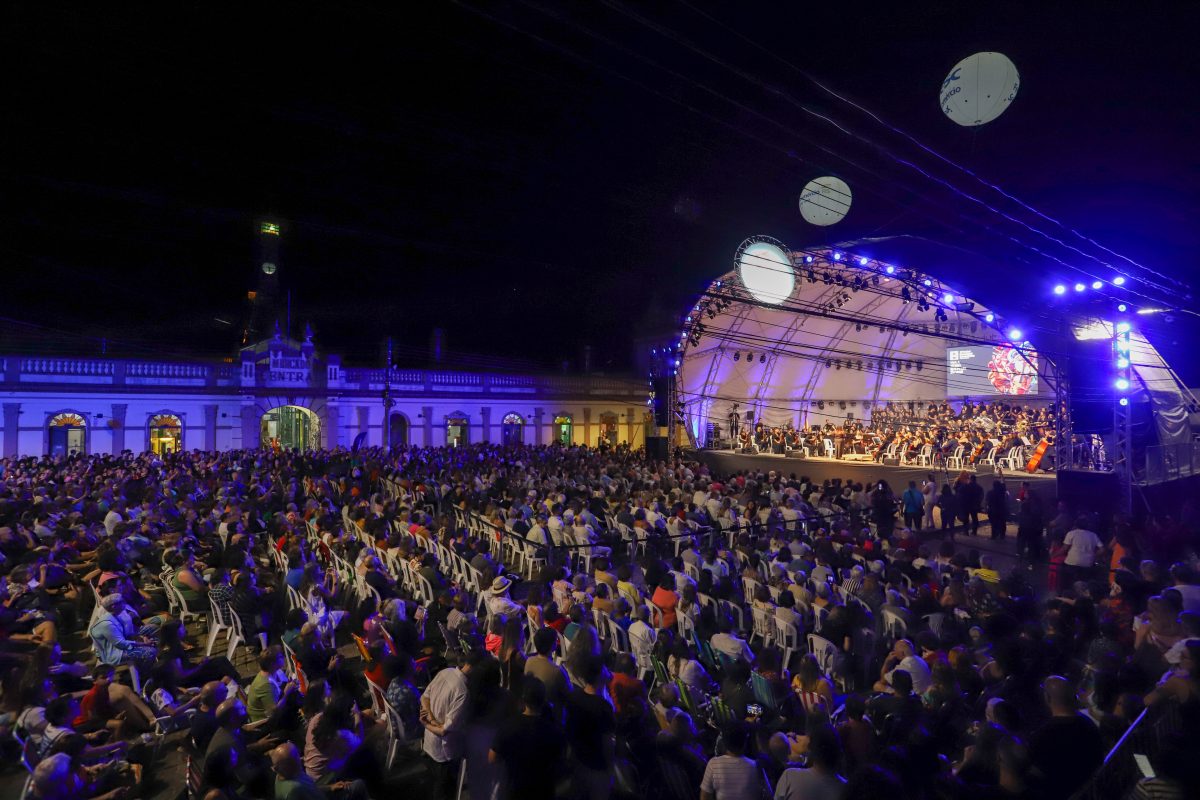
885, 265, 895, 275
759, 353, 766, 363
858, 256, 868, 266
1091, 280, 1103, 290
833, 252, 842, 261
1115, 378, 1130, 390
733, 352, 740, 361
1117, 357, 1130, 369
985, 313, 995, 323
1054, 284, 1066, 295
1008, 328, 1022, 340
1118, 303, 1128, 312
805, 256, 814, 263
923, 279, 932, 287
1119, 397, 1129, 406
901, 288, 912, 303
1074, 282, 1086, 292
1113, 276, 1126, 286
1116, 321, 1131, 333
942, 293, 954, 303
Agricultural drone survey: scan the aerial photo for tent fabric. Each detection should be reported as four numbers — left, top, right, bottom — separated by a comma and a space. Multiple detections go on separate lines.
679, 245, 1021, 443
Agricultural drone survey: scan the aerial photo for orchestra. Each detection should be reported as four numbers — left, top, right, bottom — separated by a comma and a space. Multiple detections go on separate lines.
728, 400, 1058, 472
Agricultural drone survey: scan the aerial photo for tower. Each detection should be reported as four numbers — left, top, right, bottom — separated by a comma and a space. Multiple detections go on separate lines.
240, 219, 284, 346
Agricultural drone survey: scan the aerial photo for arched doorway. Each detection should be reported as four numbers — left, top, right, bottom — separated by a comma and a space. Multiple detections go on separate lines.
445, 413, 469, 447
599, 412, 619, 446
388, 413, 409, 448
501, 413, 524, 445
553, 414, 573, 445
261, 405, 320, 451
48, 412, 86, 457
148, 414, 183, 455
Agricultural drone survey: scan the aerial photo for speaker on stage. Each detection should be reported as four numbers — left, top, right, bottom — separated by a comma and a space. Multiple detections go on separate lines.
741, 446, 759, 454
882, 457, 900, 467
646, 436, 669, 460
1057, 470, 1118, 523
651, 377, 671, 427
785, 450, 805, 459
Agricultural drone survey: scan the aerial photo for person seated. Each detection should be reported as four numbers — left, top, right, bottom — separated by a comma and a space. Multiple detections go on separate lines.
88, 595, 157, 671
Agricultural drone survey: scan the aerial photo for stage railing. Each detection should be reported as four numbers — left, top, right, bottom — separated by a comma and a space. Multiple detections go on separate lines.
1142, 440, 1200, 484
1069, 700, 1181, 800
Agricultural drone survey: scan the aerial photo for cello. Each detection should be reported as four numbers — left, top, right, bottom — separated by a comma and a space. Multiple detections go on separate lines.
968, 438, 987, 465
1025, 437, 1051, 473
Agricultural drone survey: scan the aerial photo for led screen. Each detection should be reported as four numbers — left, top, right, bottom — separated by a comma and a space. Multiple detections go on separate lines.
946, 344, 1038, 396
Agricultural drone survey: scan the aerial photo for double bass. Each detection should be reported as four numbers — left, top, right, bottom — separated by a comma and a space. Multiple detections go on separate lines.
1025, 436, 1051, 473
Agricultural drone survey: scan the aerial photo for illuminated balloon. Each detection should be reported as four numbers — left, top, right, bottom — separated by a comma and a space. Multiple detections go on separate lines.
736, 239, 794, 305
940, 52, 1020, 126
799, 176, 852, 226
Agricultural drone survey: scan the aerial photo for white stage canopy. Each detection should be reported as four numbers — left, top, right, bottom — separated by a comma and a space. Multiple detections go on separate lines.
677, 237, 1049, 445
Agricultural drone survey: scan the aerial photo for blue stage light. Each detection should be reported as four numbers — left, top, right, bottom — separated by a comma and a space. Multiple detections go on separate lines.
1054, 284, 1066, 295
1116, 321, 1131, 333
858, 256, 868, 266
943, 293, 954, 303
1074, 283, 1086, 292
1091, 280, 1103, 289
1115, 378, 1130, 390
1113, 276, 1126, 286
985, 313, 995, 323
1008, 328, 1022, 340
833, 252, 842, 261
885, 265, 895, 274
1119, 397, 1129, 406
1116, 357, 1130, 369
1118, 304, 1128, 312
923, 279, 932, 287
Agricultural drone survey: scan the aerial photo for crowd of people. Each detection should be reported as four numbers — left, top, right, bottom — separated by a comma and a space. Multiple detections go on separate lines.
0, 442, 1197, 800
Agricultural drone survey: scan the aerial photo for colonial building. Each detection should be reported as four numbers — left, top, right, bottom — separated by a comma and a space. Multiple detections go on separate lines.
0, 324, 649, 457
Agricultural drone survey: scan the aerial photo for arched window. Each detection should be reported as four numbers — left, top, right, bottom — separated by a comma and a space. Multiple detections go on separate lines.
388, 413, 409, 448
599, 412, 619, 446
446, 413, 470, 447
48, 412, 87, 457
501, 413, 524, 446
553, 414, 572, 445
148, 414, 183, 455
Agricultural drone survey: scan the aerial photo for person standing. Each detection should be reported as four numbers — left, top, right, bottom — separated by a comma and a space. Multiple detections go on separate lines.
922, 476, 937, 531
565, 656, 615, 800
901, 482, 924, 532
1016, 490, 1045, 563
490, 678, 565, 800
421, 650, 474, 799
962, 475, 984, 536
1063, 521, 1103, 585
986, 480, 1010, 541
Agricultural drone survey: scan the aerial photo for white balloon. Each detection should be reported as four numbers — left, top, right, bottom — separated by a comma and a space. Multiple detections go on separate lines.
799, 176, 852, 226
940, 52, 1020, 127
737, 241, 794, 305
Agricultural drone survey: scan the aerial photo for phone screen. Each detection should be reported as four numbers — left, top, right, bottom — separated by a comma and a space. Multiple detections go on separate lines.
1133, 754, 1155, 779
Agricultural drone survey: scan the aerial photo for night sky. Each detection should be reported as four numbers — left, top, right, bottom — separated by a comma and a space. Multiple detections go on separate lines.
6, 2, 1199, 381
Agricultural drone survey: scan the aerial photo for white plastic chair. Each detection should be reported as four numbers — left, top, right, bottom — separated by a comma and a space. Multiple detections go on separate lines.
750, 606, 775, 648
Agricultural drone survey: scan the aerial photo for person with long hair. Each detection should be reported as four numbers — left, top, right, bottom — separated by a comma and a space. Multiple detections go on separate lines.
496, 616, 526, 690
304, 690, 363, 784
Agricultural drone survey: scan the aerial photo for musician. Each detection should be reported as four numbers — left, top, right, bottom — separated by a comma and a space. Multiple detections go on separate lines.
728, 403, 741, 441
771, 426, 785, 454
754, 421, 766, 447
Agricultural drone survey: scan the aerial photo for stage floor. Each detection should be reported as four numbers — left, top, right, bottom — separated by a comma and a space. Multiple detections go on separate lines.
690, 449, 1057, 501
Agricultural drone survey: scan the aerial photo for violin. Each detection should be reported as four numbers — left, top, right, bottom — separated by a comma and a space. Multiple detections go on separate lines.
969, 440, 987, 464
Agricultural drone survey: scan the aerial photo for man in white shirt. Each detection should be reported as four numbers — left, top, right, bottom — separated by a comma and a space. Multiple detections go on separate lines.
545, 512, 566, 547
421, 650, 474, 798
103, 503, 124, 537
1064, 521, 1102, 582
701, 722, 762, 800
710, 619, 754, 665
774, 732, 845, 800
874, 639, 932, 695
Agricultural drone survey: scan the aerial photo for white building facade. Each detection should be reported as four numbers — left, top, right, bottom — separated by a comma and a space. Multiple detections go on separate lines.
1, 331, 650, 457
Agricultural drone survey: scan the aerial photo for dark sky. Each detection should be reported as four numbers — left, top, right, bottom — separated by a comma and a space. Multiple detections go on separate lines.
6, 2, 1199, 380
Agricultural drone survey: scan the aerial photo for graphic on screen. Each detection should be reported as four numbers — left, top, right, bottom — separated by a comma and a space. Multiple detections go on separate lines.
946, 344, 1038, 396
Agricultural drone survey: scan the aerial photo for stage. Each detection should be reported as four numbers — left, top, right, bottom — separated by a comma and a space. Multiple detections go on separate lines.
690, 448, 1058, 502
